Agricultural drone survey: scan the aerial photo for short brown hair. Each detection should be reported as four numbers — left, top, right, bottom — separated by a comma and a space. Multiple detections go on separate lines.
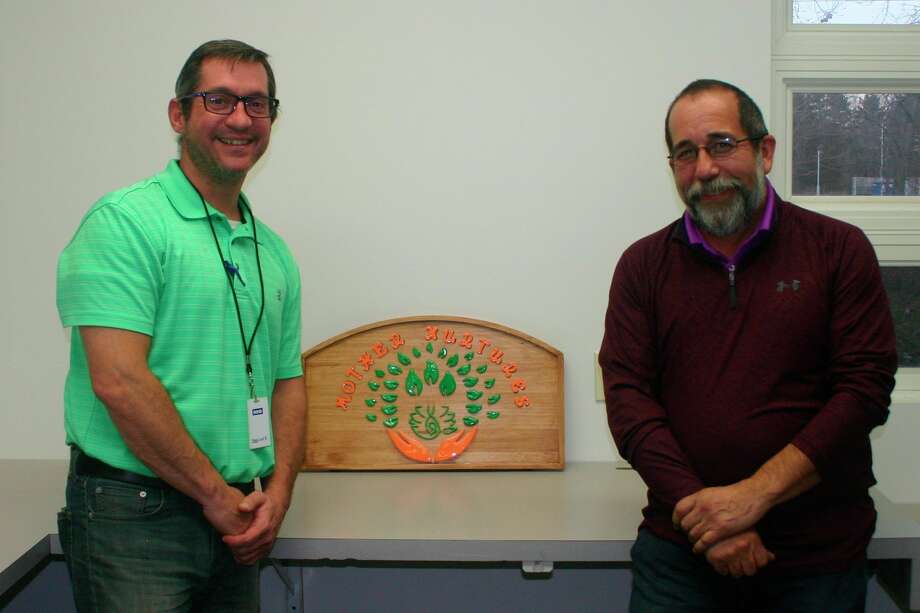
175, 39, 277, 119
664, 79, 767, 152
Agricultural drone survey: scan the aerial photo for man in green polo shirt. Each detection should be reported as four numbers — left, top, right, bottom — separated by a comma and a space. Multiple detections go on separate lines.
56, 40, 305, 612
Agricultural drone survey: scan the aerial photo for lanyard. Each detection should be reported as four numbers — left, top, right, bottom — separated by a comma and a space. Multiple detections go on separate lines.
188, 182, 266, 400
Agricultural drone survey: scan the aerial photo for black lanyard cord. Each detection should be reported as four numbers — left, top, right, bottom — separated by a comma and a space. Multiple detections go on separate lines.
191, 184, 266, 395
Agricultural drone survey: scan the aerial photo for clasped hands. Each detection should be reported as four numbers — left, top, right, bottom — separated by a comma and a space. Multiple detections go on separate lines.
672, 481, 774, 578
202, 485, 288, 565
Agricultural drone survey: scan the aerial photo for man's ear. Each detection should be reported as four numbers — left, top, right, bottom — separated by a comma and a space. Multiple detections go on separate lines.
168, 98, 185, 135
759, 134, 777, 175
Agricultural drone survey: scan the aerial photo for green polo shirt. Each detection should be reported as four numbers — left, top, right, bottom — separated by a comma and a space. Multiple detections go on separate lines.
57, 160, 302, 482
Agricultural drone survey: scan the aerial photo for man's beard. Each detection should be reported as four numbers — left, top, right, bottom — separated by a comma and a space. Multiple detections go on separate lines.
181, 134, 247, 186
684, 162, 765, 238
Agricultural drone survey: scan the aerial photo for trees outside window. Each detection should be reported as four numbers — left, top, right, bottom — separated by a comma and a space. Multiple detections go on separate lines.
792, 92, 920, 196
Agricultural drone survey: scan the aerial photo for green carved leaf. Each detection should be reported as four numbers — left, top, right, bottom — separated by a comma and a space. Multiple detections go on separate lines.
382, 405, 397, 415
365, 398, 377, 407
457, 364, 471, 376
424, 360, 439, 385
383, 416, 398, 428
439, 372, 457, 397
368, 381, 380, 391
463, 416, 479, 427
381, 393, 398, 402
463, 376, 479, 388
446, 354, 459, 368
397, 352, 412, 366
405, 369, 423, 396
365, 413, 377, 422
464, 352, 475, 361
426, 342, 433, 353
466, 404, 482, 414
384, 380, 399, 390
476, 364, 488, 374
487, 411, 500, 419
487, 394, 501, 405
375, 369, 386, 378
484, 378, 495, 389
388, 364, 403, 375
466, 390, 483, 401
412, 347, 422, 358
438, 347, 448, 359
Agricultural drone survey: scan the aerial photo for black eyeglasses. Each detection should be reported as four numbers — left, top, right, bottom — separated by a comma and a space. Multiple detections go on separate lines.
179, 91, 279, 119
668, 134, 765, 167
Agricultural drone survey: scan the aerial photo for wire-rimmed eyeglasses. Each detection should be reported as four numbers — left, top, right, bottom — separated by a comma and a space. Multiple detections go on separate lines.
668, 134, 765, 167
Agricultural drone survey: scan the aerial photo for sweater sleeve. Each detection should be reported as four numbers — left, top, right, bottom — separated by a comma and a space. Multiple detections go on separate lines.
791, 227, 897, 485
599, 246, 706, 506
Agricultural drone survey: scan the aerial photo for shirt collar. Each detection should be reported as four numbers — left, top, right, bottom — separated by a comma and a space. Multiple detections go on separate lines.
157, 160, 257, 238
683, 177, 776, 265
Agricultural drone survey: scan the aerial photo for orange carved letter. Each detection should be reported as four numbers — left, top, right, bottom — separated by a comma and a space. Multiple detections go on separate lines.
425, 326, 438, 341
459, 333, 474, 349
514, 396, 530, 408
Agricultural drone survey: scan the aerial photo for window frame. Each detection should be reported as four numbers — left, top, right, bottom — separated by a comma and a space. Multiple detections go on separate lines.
772, 0, 920, 401
776, 1, 920, 56
789, 1, 920, 28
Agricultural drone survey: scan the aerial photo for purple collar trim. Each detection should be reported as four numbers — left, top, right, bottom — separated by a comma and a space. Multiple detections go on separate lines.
684, 178, 776, 266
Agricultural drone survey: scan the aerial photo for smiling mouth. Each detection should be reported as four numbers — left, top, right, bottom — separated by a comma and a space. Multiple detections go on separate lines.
701, 189, 734, 201
217, 137, 252, 146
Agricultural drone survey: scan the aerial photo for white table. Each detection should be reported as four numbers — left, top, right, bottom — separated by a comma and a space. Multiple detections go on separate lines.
3, 461, 919, 610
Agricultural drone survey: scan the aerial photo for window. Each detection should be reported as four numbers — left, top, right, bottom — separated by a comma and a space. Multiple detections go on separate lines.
791, 92, 920, 197
881, 265, 920, 398
881, 266, 920, 369
792, 1, 920, 25
772, 0, 920, 400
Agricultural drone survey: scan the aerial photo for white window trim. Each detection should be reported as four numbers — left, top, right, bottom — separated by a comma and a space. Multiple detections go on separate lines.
772, 0, 920, 402
774, 0, 920, 57
770, 72, 920, 223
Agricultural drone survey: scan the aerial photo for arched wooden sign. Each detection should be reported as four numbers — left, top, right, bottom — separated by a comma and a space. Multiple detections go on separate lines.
301, 316, 565, 470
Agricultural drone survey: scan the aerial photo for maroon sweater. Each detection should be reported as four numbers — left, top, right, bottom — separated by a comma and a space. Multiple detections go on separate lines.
599, 196, 897, 575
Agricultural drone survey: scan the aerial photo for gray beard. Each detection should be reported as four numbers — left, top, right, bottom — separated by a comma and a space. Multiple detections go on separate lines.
686, 165, 765, 238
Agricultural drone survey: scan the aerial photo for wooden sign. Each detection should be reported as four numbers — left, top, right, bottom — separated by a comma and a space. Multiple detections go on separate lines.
301, 316, 564, 470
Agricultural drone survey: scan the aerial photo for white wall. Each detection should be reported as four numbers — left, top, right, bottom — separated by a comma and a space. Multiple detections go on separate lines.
1, 2, 795, 465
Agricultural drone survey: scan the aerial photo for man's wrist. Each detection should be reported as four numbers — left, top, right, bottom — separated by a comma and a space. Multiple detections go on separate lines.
264, 473, 295, 512
740, 473, 779, 515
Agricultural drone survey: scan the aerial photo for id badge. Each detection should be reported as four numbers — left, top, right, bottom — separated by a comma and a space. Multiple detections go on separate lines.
247, 397, 271, 449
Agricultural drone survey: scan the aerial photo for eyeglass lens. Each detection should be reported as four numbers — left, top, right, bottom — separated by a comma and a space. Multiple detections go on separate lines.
672, 138, 741, 164
202, 93, 273, 118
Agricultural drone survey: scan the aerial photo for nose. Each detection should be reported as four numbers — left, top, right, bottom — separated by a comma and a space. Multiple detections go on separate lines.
225, 100, 253, 129
693, 147, 720, 180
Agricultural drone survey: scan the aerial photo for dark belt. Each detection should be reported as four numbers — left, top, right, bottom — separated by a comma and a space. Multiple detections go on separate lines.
72, 447, 257, 494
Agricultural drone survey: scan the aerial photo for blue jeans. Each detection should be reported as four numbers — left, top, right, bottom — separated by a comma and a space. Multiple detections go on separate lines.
630, 529, 868, 613
58, 448, 259, 613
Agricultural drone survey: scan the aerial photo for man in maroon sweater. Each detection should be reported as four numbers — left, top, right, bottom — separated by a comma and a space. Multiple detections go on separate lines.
599, 79, 897, 612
